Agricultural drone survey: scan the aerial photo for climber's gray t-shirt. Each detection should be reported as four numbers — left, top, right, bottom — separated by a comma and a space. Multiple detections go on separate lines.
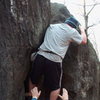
38, 23, 82, 62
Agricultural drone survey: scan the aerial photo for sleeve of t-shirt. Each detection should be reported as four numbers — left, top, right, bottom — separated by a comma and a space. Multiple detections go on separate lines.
71, 30, 83, 44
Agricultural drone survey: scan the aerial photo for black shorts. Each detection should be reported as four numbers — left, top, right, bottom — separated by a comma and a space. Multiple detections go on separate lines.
30, 54, 62, 91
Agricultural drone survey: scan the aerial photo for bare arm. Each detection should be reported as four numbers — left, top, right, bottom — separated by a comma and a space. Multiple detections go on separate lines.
79, 25, 87, 44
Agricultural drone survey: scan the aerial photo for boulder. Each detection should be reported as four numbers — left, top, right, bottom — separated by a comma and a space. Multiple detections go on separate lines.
0, 1, 99, 100
62, 42, 100, 100
0, 0, 50, 100
50, 3, 70, 23
50, 3, 100, 100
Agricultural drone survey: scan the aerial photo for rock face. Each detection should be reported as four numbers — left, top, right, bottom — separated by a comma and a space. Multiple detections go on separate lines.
50, 3, 70, 23
0, 0, 50, 100
50, 3, 100, 100
62, 42, 100, 100
0, 1, 99, 100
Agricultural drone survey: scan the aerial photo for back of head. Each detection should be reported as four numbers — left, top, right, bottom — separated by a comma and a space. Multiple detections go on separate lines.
64, 16, 81, 32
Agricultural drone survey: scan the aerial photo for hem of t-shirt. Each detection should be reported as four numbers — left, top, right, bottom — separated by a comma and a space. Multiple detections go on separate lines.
76, 39, 83, 44
37, 52, 62, 63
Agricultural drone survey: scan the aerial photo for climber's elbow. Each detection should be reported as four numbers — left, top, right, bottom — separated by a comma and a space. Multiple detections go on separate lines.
81, 38, 87, 44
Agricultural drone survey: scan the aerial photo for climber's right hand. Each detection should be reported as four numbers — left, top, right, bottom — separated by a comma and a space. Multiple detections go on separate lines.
58, 88, 68, 100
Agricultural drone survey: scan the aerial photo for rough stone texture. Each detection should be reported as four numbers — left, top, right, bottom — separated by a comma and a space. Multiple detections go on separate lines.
99, 62, 100, 100
0, 0, 50, 100
50, 3, 100, 100
50, 3, 70, 24
0, 1, 99, 100
62, 42, 100, 100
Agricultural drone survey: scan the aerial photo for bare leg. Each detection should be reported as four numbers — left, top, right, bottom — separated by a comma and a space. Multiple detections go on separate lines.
29, 79, 36, 92
25, 78, 36, 96
50, 88, 60, 100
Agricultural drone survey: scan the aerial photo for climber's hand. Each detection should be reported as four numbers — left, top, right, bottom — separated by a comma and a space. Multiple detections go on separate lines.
31, 87, 41, 99
58, 88, 68, 100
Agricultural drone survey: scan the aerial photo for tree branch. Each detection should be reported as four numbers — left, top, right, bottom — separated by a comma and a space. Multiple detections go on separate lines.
71, 2, 100, 7
87, 3, 100, 16
87, 23, 99, 29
